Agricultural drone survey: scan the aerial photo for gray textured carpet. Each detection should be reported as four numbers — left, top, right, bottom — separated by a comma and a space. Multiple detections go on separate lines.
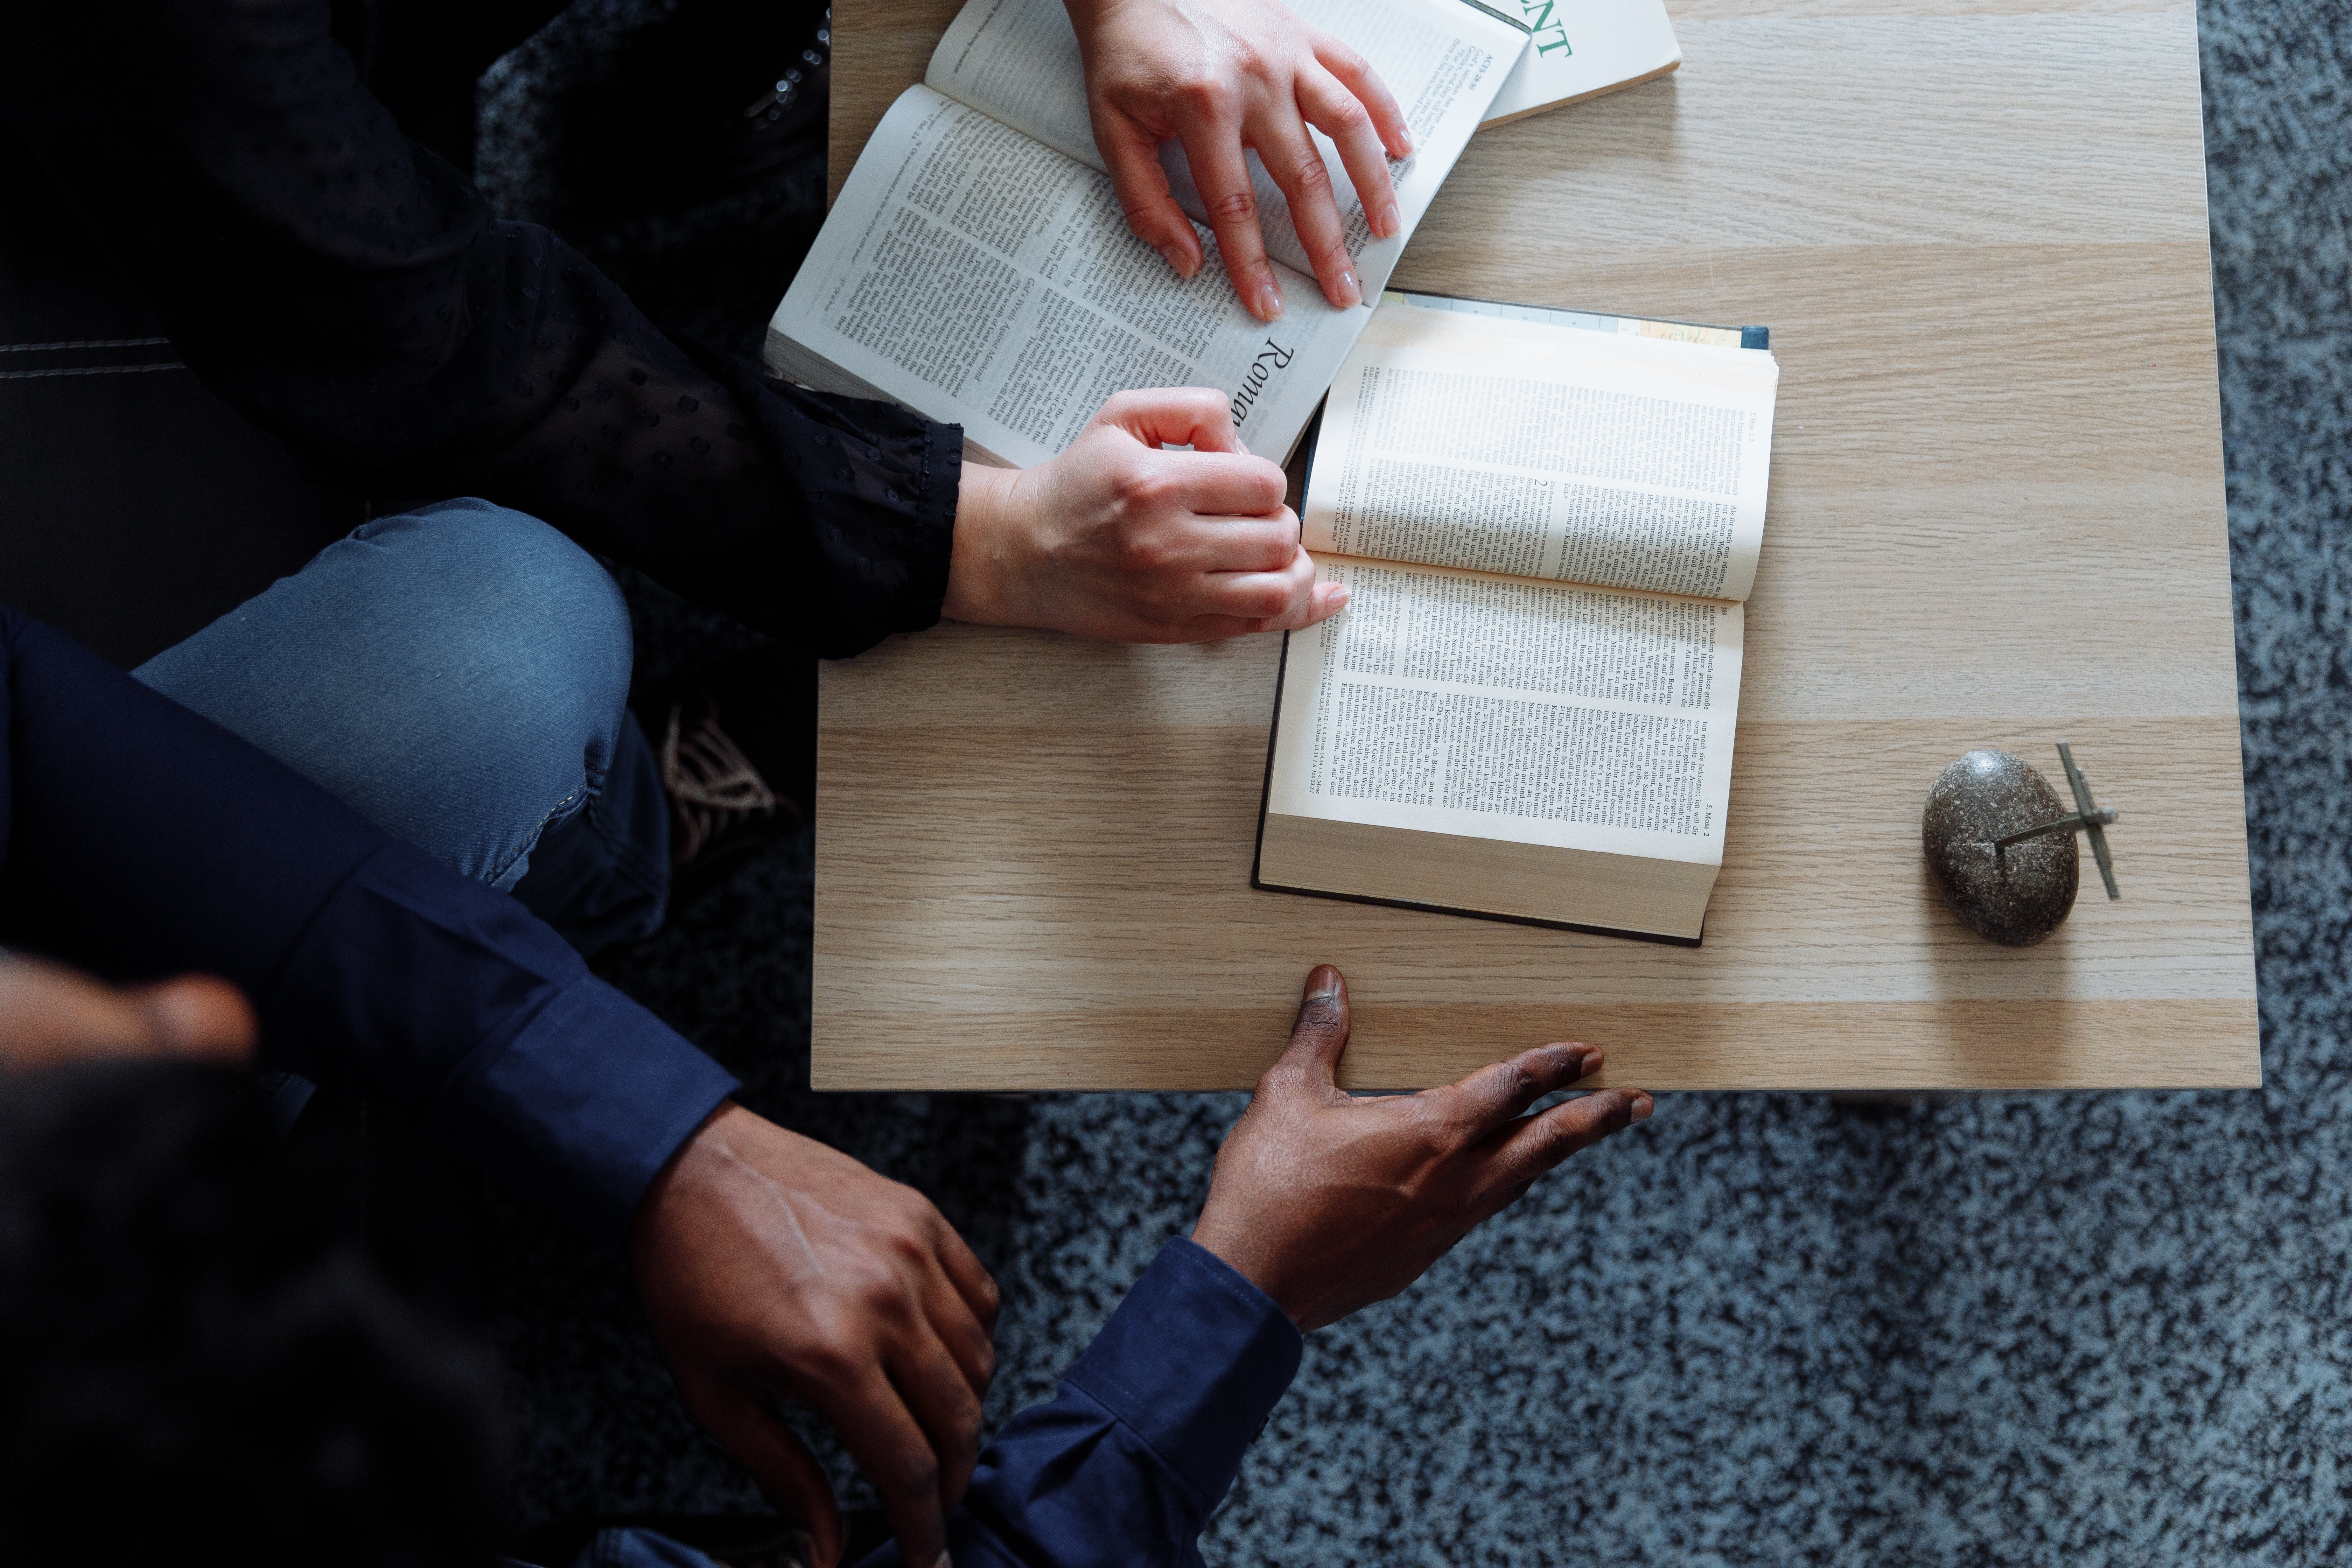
476, 2, 2352, 1560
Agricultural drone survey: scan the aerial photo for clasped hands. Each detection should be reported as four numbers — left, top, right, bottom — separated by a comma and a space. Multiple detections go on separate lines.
629, 968, 1651, 1568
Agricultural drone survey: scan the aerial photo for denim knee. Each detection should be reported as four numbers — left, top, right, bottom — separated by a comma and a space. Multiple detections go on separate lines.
134, 498, 636, 890
341, 499, 635, 761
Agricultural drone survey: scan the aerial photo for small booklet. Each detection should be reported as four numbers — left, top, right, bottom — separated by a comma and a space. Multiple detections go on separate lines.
765, 0, 1529, 467
1479, 0, 1683, 129
1254, 294, 1780, 943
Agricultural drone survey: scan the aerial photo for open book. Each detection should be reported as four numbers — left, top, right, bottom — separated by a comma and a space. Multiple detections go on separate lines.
1481, 0, 1682, 128
765, 0, 1528, 467
1255, 295, 1780, 943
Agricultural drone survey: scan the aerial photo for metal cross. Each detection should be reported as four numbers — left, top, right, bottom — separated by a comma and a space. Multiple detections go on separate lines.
1993, 742, 2121, 899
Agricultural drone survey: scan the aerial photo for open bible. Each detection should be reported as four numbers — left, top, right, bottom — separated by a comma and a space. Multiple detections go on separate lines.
765, 0, 1528, 467
1255, 295, 1781, 943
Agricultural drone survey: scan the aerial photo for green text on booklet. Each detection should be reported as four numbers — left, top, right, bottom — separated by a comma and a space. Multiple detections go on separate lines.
1476, 0, 1682, 129
765, 0, 1530, 467
1255, 295, 1780, 943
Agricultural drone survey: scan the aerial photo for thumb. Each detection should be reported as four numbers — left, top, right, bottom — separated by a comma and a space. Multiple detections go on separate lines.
694, 1387, 844, 1567
1278, 965, 1351, 1084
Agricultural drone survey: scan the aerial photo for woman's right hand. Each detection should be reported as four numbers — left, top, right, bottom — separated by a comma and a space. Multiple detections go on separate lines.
944, 388, 1349, 643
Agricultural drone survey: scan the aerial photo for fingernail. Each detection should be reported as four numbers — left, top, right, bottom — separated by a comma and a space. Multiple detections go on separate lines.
1159, 242, 1196, 279
1309, 966, 1342, 999
1255, 280, 1284, 321
935, 1554, 953, 1568
1631, 1093, 1654, 1122
1377, 203, 1401, 239
1326, 584, 1352, 610
1334, 269, 1361, 307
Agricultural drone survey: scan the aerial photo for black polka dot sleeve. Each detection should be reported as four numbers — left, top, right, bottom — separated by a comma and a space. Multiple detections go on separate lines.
0, 0, 959, 658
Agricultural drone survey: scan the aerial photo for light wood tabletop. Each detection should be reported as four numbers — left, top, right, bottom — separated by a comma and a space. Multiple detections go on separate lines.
814, 0, 2258, 1091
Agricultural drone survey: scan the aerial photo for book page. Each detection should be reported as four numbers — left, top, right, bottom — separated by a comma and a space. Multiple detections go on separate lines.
1267, 557, 1742, 864
1480, 0, 1681, 128
1302, 306, 1779, 602
1384, 290, 1757, 349
771, 87, 1364, 465
925, 0, 1526, 297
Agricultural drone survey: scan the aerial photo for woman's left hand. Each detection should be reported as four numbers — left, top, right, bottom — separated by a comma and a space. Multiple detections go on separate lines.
1063, 0, 1413, 322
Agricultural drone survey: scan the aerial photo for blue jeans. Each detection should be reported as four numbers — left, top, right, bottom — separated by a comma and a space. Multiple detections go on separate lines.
133, 498, 671, 955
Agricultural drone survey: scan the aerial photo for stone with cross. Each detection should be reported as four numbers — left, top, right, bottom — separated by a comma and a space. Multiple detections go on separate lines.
1921, 743, 2122, 945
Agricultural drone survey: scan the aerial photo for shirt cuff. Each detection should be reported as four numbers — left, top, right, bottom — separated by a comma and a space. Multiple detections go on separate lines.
902, 410, 962, 631
765, 376, 962, 647
264, 841, 740, 1249
434, 973, 740, 1247
1064, 1237, 1306, 1511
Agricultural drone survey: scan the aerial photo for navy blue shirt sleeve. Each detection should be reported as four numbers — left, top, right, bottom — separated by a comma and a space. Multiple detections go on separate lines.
0, 610, 736, 1245
853, 1238, 1305, 1568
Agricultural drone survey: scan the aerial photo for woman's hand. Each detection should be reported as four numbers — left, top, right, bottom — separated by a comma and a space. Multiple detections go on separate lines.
944, 388, 1349, 643
1063, 0, 1412, 320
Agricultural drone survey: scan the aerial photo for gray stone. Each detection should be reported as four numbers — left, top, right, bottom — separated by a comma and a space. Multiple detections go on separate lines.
1921, 749, 2080, 945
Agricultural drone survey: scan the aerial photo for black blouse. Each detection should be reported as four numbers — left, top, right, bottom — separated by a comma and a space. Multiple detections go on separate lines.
0, 0, 959, 658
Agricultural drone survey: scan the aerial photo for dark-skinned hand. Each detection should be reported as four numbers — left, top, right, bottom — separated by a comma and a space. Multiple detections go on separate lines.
630, 1103, 1000, 1568
1192, 965, 1652, 1330
0, 955, 254, 1073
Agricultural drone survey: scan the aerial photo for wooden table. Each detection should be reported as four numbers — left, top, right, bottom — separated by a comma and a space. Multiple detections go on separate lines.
815, 0, 2258, 1091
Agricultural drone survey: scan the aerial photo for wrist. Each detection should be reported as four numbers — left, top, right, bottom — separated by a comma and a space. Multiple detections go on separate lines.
943, 462, 1029, 626
628, 1099, 736, 1265
1189, 1211, 1308, 1328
